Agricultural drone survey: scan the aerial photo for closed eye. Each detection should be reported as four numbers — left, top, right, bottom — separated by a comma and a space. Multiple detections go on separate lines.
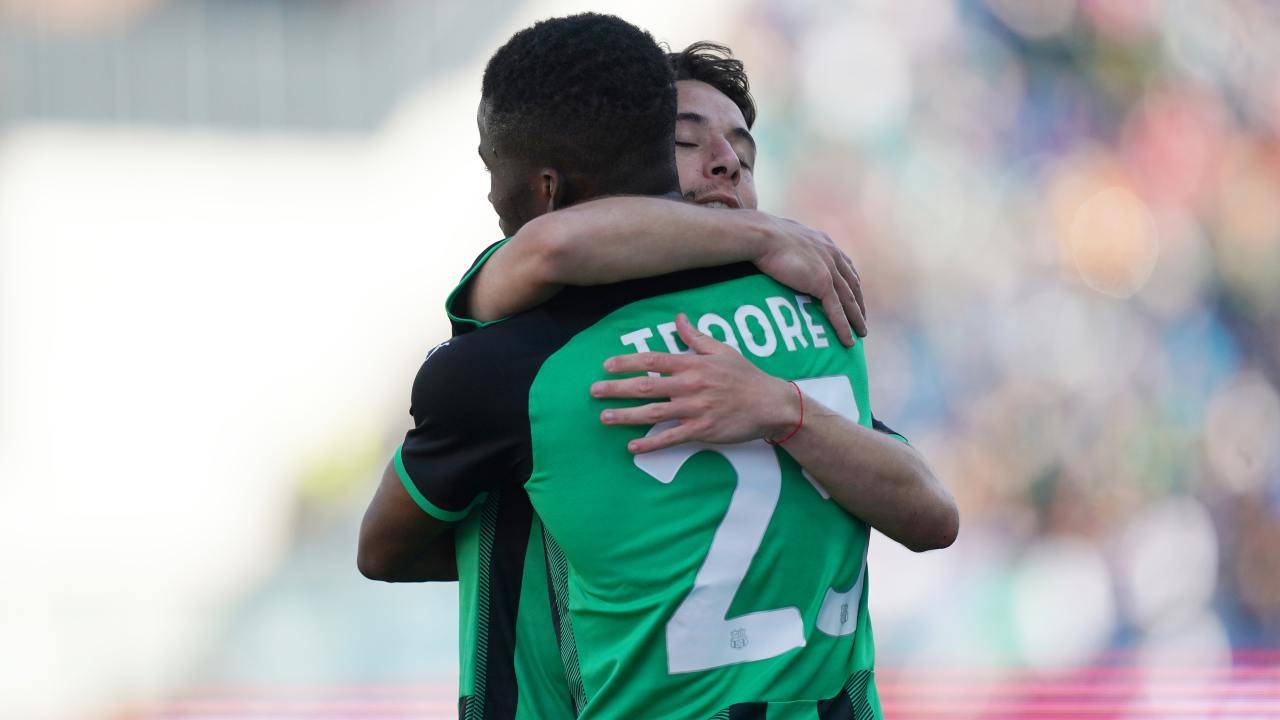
675, 141, 698, 148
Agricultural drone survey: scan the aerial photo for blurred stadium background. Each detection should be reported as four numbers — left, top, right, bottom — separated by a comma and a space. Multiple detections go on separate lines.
2, 0, 1278, 717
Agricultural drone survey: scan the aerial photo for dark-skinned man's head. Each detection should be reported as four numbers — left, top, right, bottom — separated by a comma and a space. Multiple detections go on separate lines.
478, 13, 679, 236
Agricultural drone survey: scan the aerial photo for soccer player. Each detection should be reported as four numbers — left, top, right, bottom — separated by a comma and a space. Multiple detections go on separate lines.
355, 19, 957, 712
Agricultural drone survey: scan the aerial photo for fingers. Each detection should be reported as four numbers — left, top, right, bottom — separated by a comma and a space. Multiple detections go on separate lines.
820, 286, 857, 348
603, 315, 723, 377
674, 312, 722, 355
626, 421, 703, 454
603, 351, 692, 375
591, 374, 689, 400
600, 401, 687, 427
838, 254, 867, 333
834, 269, 867, 341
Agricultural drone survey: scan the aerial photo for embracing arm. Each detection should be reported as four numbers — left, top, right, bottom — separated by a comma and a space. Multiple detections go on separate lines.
593, 314, 959, 553
358, 461, 457, 581
459, 196, 867, 345
762, 398, 958, 552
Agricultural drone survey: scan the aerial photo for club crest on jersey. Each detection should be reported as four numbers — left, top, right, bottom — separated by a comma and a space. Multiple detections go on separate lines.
730, 627, 748, 649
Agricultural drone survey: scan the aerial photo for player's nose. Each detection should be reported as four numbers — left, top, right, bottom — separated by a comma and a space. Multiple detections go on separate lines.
707, 137, 741, 185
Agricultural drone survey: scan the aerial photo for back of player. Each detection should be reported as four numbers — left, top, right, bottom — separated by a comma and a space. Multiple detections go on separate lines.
525, 267, 881, 718
400, 263, 883, 719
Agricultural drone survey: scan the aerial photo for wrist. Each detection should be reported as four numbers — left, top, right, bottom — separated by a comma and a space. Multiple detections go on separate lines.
763, 379, 804, 443
735, 210, 777, 264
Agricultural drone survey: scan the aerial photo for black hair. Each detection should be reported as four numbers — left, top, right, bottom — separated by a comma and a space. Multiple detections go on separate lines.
481, 13, 678, 203
666, 41, 757, 129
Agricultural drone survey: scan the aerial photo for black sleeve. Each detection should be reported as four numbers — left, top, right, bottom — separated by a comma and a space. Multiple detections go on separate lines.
393, 335, 530, 522
870, 415, 909, 444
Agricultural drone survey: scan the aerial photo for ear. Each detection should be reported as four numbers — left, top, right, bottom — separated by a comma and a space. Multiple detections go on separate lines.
536, 167, 565, 213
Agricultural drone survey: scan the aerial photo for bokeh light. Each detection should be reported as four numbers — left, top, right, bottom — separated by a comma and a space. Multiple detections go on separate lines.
986, 0, 1077, 40
798, 14, 912, 140
1204, 371, 1280, 494
1067, 185, 1159, 298
1011, 537, 1116, 669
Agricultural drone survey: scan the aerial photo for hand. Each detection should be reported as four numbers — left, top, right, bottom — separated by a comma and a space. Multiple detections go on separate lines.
753, 215, 866, 345
590, 313, 802, 454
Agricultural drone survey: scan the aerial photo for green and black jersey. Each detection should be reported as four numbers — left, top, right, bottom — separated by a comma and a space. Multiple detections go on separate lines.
404, 259, 891, 719
439, 484, 575, 719
422, 242, 576, 720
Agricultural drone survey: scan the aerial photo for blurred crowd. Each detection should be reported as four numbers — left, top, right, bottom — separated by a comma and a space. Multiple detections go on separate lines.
3, 1, 1278, 716
717, 0, 1280, 667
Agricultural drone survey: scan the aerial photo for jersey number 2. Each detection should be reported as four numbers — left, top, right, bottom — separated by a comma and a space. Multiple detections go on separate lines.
634, 375, 868, 674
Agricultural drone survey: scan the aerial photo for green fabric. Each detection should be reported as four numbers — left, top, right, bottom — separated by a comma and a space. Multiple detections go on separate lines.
452, 498, 488, 702
525, 275, 881, 719
859, 669, 883, 720
453, 494, 572, 719
513, 516, 577, 720
544, 533, 586, 712
445, 237, 513, 329
394, 444, 486, 522
439, 234, 572, 718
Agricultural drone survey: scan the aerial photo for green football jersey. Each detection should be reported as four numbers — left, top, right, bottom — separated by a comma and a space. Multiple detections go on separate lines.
443, 491, 576, 720
400, 263, 884, 719
402, 239, 576, 720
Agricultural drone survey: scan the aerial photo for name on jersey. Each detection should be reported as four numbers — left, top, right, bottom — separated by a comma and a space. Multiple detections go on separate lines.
619, 294, 831, 359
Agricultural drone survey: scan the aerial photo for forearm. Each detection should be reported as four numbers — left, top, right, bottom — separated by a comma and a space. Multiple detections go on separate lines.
776, 400, 959, 552
467, 197, 772, 321
359, 536, 458, 582
533, 197, 772, 284
392, 534, 458, 582
358, 463, 457, 581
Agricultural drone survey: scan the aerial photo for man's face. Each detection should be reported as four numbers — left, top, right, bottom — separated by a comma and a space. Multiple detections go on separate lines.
674, 80, 759, 211
477, 101, 540, 237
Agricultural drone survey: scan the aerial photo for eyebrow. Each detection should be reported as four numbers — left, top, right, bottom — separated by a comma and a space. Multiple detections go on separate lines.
677, 112, 757, 152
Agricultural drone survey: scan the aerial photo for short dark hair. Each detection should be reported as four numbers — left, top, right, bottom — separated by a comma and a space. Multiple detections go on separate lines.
667, 41, 757, 129
481, 13, 678, 202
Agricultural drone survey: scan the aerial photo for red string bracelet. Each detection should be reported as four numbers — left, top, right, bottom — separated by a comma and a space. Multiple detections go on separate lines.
766, 380, 804, 446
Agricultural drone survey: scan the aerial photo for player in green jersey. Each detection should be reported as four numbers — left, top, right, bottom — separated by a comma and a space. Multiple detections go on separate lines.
355, 16, 957, 717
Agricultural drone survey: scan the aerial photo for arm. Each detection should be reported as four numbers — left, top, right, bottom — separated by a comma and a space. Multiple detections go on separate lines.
456, 196, 867, 345
358, 339, 514, 582
592, 314, 959, 553
358, 461, 456, 581
756, 399, 958, 553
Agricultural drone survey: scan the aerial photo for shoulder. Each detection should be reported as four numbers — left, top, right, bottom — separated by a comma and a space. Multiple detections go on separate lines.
408, 332, 502, 421
408, 318, 557, 426
412, 334, 484, 386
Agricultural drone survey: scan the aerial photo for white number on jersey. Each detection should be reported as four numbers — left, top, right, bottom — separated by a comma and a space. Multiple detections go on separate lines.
634, 374, 867, 674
